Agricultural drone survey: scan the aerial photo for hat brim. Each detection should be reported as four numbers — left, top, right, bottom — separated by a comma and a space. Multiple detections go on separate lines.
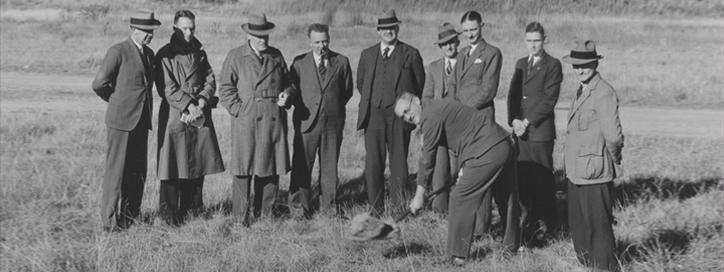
242, 23, 276, 36
377, 21, 401, 28
561, 55, 603, 65
130, 20, 161, 31
434, 33, 459, 45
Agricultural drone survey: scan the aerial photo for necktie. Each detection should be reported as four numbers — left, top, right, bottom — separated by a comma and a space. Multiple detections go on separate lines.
382, 47, 390, 60
445, 59, 452, 75
318, 58, 327, 80
576, 86, 583, 99
528, 57, 534, 72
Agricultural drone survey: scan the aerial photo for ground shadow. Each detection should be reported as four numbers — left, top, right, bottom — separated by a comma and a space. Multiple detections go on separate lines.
613, 175, 720, 207
617, 228, 693, 265
335, 173, 420, 211
382, 242, 434, 259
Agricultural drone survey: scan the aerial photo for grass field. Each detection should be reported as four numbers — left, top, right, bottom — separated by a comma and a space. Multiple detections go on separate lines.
1, 1, 724, 271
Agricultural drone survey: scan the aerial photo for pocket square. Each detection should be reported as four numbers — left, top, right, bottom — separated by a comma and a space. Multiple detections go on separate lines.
474, 58, 483, 64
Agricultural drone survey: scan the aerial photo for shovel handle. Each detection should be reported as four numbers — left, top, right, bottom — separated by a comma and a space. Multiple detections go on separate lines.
393, 183, 454, 223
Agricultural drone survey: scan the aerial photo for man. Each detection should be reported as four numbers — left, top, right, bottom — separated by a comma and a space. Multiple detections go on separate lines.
288, 23, 353, 218
562, 40, 623, 272
218, 13, 293, 226
455, 10, 505, 237
356, 10, 425, 217
92, 10, 160, 232
397, 93, 519, 265
507, 22, 562, 244
420, 22, 460, 214
155, 9, 225, 226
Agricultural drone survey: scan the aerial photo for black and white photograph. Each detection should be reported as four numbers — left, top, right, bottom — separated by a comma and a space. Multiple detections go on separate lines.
1, 0, 722, 271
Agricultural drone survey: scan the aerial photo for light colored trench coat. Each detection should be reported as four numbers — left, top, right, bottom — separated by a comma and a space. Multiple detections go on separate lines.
155, 38, 225, 180
218, 43, 292, 177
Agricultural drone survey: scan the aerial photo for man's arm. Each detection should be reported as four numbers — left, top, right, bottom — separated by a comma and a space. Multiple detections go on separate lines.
218, 51, 243, 117
91, 46, 121, 102
524, 60, 562, 127
356, 51, 366, 96
416, 117, 443, 190
595, 87, 624, 164
160, 57, 194, 111
342, 59, 354, 105
421, 64, 435, 107
471, 49, 502, 110
197, 50, 217, 104
507, 64, 524, 126
410, 49, 426, 97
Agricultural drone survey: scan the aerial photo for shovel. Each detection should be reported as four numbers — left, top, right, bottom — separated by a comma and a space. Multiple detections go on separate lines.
348, 184, 453, 241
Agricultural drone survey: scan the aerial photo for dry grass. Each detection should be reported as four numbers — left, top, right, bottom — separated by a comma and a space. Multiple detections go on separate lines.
2, 1, 724, 271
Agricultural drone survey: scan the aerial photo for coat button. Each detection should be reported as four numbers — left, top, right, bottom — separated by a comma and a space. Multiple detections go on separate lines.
523, 96, 527, 99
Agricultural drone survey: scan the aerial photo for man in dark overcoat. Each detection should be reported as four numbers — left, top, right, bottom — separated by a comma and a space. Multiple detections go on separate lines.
420, 22, 460, 214
288, 23, 353, 218
92, 10, 160, 232
155, 9, 225, 226
218, 13, 293, 226
507, 22, 562, 243
356, 10, 425, 216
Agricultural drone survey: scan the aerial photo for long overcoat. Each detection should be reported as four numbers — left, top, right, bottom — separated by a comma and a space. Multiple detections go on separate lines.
155, 35, 225, 180
218, 43, 292, 177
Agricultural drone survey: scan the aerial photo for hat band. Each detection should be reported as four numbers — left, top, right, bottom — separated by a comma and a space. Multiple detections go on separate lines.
130, 17, 158, 26
248, 23, 272, 31
378, 17, 399, 25
570, 50, 599, 59
437, 30, 457, 40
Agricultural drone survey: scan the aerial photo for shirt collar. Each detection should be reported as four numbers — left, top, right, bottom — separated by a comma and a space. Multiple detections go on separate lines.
131, 37, 144, 52
312, 51, 327, 65
380, 41, 397, 55
444, 56, 457, 66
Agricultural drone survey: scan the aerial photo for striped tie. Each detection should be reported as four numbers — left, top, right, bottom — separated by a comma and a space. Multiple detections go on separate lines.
318, 58, 326, 80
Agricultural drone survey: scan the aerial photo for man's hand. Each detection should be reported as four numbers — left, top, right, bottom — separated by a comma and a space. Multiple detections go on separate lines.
197, 98, 208, 109
409, 185, 426, 215
512, 119, 526, 137
614, 163, 625, 182
186, 103, 203, 121
277, 92, 289, 107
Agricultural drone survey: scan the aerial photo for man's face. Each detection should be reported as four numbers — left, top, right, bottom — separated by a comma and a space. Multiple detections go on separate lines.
439, 40, 459, 58
460, 20, 481, 44
133, 28, 154, 45
525, 32, 544, 57
377, 26, 399, 44
573, 65, 596, 83
174, 17, 195, 42
394, 97, 421, 125
309, 30, 330, 57
248, 34, 269, 52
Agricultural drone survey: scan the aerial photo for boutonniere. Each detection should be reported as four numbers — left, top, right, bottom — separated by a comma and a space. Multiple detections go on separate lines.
474, 58, 483, 64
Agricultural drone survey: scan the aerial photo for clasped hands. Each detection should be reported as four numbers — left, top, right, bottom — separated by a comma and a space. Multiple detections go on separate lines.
181, 98, 207, 124
512, 118, 530, 137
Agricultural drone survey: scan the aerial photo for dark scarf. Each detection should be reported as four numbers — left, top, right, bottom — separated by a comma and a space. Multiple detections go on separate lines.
169, 32, 203, 55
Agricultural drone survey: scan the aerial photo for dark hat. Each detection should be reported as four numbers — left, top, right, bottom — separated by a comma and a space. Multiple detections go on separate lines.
129, 10, 161, 31
562, 40, 604, 65
377, 10, 401, 28
433, 22, 459, 45
241, 13, 276, 36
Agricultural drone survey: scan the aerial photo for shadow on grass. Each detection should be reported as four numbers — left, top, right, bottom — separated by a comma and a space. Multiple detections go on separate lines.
612, 175, 720, 206
335, 173, 420, 211
617, 228, 692, 264
382, 242, 433, 259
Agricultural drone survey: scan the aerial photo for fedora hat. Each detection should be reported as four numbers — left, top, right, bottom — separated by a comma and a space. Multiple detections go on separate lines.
241, 13, 275, 36
377, 10, 401, 28
129, 10, 161, 31
562, 40, 604, 65
433, 22, 459, 45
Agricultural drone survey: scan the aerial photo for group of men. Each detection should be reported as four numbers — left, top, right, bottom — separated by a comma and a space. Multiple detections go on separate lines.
92, 8, 623, 271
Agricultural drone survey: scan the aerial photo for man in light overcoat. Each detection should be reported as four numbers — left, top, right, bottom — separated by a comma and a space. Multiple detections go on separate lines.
356, 10, 425, 216
218, 13, 293, 226
288, 23, 354, 218
92, 10, 160, 232
563, 40, 624, 272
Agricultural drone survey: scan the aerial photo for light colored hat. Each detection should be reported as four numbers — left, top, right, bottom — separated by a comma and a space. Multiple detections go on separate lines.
377, 10, 401, 28
433, 22, 459, 45
241, 13, 276, 36
129, 9, 161, 31
562, 40, 604, 65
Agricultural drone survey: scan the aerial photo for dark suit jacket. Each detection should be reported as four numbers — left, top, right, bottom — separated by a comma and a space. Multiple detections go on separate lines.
356, 41, 425, 130
92, 37, 154, 131
454, 39, 502, 117
289, 50, 353, 133
507, 51, 562, 141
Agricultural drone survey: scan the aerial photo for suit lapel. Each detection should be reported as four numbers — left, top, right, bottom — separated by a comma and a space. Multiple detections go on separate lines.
523, 52, 548, 84
320, 52, 339, 91
388, 44, 405, 89
127, 38, 148, 84
568, 74, 602, 124
304, 52, 323, 91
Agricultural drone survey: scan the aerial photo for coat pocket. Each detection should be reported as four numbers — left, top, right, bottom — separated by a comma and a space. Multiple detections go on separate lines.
576, 138, 604, 179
